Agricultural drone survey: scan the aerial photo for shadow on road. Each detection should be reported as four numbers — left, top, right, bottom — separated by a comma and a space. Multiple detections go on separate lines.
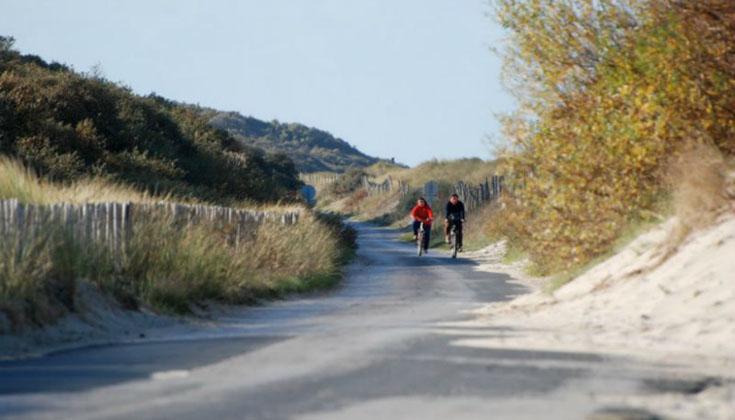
0, 335, 284, 395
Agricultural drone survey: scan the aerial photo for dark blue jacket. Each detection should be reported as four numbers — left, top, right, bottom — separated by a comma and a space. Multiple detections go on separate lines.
445, 201, 465, 221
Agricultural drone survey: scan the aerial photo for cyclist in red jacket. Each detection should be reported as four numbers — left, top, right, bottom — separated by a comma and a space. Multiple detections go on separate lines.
410, 197, 433, 252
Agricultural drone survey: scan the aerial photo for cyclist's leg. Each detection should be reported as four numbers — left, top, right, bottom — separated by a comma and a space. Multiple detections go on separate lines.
457, 221, 464, 248
424, 224, 432, 249
444, 219, 450, 243
412, 220, 420, 239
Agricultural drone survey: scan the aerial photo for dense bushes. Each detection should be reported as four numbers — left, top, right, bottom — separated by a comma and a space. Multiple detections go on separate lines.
0, 36, 301, 204
328, 168, 367, 196
493, 0, 735, 273
208, 111, 379, 173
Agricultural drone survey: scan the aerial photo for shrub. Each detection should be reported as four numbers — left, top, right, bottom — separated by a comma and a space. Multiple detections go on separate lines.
0, 42, 301, 204
329, 168, 367, 196
344, 189, 369, 213
493, 0, 735, 273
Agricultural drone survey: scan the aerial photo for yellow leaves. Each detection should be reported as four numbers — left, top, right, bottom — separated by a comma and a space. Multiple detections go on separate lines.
629, 143, 647, 165
492, 0, 735, 274
619, 84, 632, 96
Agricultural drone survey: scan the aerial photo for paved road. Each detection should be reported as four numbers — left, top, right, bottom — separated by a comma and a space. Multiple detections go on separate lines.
0, 224, 703, 419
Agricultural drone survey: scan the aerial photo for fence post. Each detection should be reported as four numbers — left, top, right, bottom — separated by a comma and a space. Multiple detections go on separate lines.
0, 199, 304, 264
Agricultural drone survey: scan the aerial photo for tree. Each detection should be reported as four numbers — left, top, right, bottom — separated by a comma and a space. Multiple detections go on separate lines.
493, 0, 735, 272
0, 36, 14, 52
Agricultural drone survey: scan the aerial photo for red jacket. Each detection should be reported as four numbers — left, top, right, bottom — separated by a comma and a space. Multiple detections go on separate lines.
410, 204, 433, 224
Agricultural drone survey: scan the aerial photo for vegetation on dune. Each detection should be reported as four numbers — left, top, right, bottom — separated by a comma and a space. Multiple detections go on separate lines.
491, 0, 735, 273
321, 158, 499, 217
0, 210, 353, 328
320, 157, 502, 251
0, 159, 355, 331
0, 36, 301, 204
362, 159, 407, 176
0, 156, 157, 204
0, 37, 364, 332
328, 168, 368, 196
207, 110, 383, 173
325, 0, 734, 268
366, 158, 500, 187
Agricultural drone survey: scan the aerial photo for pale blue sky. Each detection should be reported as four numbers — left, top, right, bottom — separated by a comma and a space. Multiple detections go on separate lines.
1, 0, 513, 166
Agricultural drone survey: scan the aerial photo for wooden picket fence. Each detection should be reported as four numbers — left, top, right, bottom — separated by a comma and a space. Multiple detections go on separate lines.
299, 173, 341, 204
299, 173, 340, 192
361, 176, 408, 196
402, 176, 505, 211
0, 200, 301, 255
299, 173, 340, 185
298, 170, 504, 212
451, 176, 504, 211
357, 174, 505, 210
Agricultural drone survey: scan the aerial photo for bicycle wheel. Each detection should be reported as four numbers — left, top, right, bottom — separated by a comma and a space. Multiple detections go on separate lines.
417, 225, 424, 256
418, 231, 424, 256
450, 226, 458, 259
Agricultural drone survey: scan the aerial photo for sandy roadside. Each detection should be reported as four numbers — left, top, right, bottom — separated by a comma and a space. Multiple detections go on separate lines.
0, 282, 224, 361
452, 214, 735, 418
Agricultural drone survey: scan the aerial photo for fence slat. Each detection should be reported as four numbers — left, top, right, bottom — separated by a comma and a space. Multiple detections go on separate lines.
0, 200, 302, 260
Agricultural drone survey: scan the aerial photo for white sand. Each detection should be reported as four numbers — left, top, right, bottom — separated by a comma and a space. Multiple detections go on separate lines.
0, 281, 205, 360
453, 214, 735, 418
461, 216, 735, 366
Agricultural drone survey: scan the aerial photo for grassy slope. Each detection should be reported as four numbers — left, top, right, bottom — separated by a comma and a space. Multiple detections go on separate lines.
367, 158, 500, 187
0, 158, 355, 332
0, 38, 301, 204
207, 110, 382, 173
321, 158, 502, 251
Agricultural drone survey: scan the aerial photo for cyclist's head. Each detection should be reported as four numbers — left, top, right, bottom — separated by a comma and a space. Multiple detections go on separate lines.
450, 193, 459, 204
417, 197, 427, 206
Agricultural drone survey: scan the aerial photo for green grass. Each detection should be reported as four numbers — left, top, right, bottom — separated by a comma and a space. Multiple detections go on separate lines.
427, 225, 447, 249
501, 244, 527, 264
399, 231, 416, 242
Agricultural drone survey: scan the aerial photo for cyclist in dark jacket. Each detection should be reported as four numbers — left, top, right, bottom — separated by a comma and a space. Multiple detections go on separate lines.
444, 193, 465, 251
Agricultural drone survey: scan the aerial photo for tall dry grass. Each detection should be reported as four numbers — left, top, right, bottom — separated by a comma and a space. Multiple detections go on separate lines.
462, 202, 498, 250
670, 143, 730, 230
0, 224, 72, 327
0, 157, 353, 331
121, 211, 346, 313
0, 156, 158, 204
662, 142, 733, 252
367, 158, 499, 188
0, 156, 303, 212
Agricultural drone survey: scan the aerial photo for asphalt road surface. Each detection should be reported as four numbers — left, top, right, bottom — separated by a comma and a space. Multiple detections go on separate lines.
0, 224, 706, 419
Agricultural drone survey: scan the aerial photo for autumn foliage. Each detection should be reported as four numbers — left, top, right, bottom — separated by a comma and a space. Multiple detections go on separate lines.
493, 0, 735, 272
